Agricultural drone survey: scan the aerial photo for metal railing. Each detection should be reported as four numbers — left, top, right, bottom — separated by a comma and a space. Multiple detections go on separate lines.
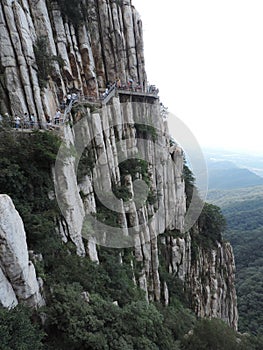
2, 85, 159, 132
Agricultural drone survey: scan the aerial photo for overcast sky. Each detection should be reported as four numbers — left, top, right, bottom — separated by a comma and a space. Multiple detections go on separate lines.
132, 0, 263, 154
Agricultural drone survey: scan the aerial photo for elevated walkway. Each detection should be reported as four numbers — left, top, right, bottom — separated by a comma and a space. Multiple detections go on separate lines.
117, 88, 159, 100
4, 86, 159, 131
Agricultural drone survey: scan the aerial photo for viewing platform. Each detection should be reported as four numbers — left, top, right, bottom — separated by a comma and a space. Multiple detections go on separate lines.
1, 85, 160, 131
117, 88, 159, 100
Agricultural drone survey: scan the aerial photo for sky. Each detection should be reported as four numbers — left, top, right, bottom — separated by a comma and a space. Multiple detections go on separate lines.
132, 0, 263, 154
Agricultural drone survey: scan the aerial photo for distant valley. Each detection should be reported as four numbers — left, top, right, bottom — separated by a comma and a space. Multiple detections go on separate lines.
203, 148, 263, 335
203, 148, 263, 179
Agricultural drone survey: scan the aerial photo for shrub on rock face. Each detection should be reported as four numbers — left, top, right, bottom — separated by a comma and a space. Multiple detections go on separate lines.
34, 37, 64, 89
49, 0, 85, 26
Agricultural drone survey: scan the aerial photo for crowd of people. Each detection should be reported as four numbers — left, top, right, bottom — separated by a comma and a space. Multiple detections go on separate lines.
0, 81, 159, 130
0, 109, 66, 130
0, 112, 37, 129
0, 92, 80, 130
101, 78, 159, 98
60, 92, 79, 109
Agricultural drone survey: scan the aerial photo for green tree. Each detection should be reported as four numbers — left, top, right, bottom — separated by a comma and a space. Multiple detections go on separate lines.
181, 318, 240, 350
183, 163, 195, 209
198, 203, 225, 244
44, 282, 181, 350
45, 283, 109, 349
0, 130, 60, 250
0, 305, 44, 350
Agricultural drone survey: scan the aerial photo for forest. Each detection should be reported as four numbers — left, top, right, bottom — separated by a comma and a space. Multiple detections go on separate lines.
0, 127, 262, 349
209, 184, 263, 336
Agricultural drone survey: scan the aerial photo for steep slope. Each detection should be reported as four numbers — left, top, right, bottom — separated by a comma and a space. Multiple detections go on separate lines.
0, 0, 238, 333
51, 98, 237, 328
0, 194, 44, 307
0, 0, 146, 123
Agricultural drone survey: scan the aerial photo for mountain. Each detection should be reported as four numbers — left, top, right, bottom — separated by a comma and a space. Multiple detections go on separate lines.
206, 159, 263, 190
206, 150, 263, 336
204, 148, 263, 178
2, 1, 261, 349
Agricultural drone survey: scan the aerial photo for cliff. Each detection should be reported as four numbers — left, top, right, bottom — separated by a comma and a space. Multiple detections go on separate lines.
0, 0, 238, 331
0, 0, 146, 124
0, 194, 44, 307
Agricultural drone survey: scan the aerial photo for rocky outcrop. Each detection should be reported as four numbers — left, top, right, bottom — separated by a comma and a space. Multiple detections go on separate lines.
188, 241, 238, 330
53, 95, 237, 329
0, 194, 44, 308
0, 0, 238, 330
0, 268, 18, 308
160, 232, 238, 329
0, 0, 146, 123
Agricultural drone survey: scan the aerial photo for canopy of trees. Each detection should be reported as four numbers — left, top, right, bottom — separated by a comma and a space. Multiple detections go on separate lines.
0, 130, 262, 348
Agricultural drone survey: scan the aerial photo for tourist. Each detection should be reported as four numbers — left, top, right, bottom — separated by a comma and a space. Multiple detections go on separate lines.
136, 82, 141, 91
72, 92, 78, 101
102, 88, 109, 98
30, 113, 35, 128
14, 115, 20, 129
24, 112, 30, 128
116, 77, 121, 88
3, 113, 9, 126
54, 109, 61, 125
61, 95, 67, 109
46, 115, 52, 129
128, 78, 133, 90
66, 93, 72, 105
106, 81, 111, 89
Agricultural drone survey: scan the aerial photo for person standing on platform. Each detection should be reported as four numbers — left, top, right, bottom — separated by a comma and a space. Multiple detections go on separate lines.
54, 109, 61, 125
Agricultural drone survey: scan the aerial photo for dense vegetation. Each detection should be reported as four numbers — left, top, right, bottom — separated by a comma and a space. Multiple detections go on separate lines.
180, 318, 263, 350
184, 164, 225, 250
0, 306, 44, 350
209, 185, 263, 335
0, 129, 262, 348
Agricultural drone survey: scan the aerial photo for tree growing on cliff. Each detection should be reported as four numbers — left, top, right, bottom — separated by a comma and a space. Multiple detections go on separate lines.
198, 203, 226, 243
48, 0, 84, 26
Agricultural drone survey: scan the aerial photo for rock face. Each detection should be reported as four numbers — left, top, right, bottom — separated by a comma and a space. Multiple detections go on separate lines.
160, 233, 238, 329
189, 242, 238, 330
0, 0, 146, 123
53, 96, 238, 329
0, 0, 238, 330
0, 194, 44, 308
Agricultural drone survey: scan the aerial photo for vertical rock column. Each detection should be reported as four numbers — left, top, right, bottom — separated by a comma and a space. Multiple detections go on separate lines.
0, 194, 44, 307
28, 0, 63, 118
0, 1, 46, 123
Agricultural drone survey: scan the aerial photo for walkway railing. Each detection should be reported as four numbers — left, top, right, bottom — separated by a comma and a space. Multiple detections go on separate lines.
102, 84, 117, 104
117, 88, 159, 99
2, 85, 159, 131
62, 98, 74, 124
